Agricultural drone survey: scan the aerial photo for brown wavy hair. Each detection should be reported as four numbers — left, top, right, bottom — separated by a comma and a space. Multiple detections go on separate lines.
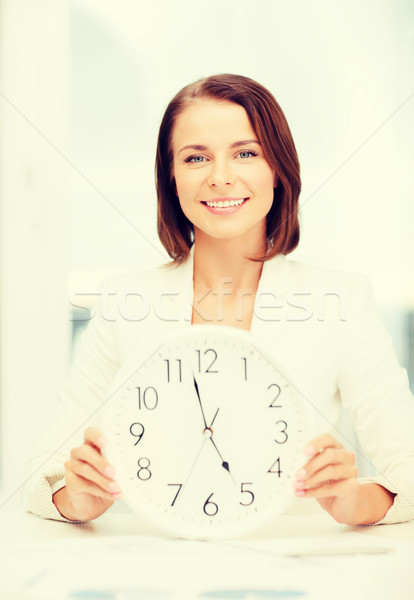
156, 73, 301, 263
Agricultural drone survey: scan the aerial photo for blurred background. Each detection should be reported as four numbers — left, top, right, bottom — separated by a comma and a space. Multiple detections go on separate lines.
0, 0, 413, 497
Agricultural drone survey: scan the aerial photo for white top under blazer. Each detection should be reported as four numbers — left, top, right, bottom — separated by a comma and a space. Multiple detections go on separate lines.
22, 248, 414, 525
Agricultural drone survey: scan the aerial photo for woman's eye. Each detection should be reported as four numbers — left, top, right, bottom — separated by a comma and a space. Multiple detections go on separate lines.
185, 155, 206, 163
237, 150, 258, 159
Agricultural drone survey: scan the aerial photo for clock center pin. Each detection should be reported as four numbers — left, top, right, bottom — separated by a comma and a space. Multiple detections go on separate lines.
203, 427, 213, 438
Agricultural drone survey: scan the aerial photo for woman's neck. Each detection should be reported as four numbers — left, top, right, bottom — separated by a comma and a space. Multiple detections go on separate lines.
192, 232, 265, 293
191, 229, 267, 330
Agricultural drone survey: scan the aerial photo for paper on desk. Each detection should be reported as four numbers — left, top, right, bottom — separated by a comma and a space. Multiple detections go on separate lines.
0, 536, 306, 600
218, 530, 396, 557
1, 533, 413, 600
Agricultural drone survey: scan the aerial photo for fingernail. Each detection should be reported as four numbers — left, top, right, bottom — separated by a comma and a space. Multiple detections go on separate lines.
104, 465, 116, 478
293, 480, 305, 489
296, 468, 307, 480
112, 492, 122, 500
97, 436, 108, 448
295, 490, 305, 496
108, 481, 120, 494
304, 444, 315, 456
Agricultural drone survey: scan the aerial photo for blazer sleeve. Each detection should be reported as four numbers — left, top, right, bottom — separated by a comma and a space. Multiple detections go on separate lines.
337, 274, 414, 524
21, 279, 120, 521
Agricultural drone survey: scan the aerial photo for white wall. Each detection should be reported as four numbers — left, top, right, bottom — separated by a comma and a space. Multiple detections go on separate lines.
0, 0, 413, 495
0, 0, 71, 493
66, 0, 414, 300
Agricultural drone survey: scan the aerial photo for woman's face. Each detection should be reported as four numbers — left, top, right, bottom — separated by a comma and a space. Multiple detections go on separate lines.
171, 98, 276, 247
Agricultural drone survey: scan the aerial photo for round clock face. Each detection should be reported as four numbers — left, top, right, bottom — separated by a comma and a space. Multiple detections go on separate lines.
101, 325, 314, 540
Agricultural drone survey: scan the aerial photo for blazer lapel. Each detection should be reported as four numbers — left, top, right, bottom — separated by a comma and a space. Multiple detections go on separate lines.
251, 254, 292, 350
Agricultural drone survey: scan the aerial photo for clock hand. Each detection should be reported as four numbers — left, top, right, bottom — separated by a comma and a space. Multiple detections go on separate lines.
181, 407, 232, 495
192, 374, 208, 429
209, 437, 236, 484
206, 409, 236, 485
210, 407, 219, 428
191, 372, 235, 483
182, 438, 208, 490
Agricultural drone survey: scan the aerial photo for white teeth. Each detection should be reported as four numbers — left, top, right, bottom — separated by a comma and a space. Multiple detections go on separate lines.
205, 198, 247, 208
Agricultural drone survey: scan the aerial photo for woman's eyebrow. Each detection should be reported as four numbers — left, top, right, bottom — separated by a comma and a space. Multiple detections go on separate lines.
230, 139, 260, 148
178, 144, 207, 154
178, 139, 260, 155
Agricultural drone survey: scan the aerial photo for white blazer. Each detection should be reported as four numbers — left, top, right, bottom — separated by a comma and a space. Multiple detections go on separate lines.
22, 250, 414, 524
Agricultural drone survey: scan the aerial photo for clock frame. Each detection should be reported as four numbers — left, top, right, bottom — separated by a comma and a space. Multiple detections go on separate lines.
100, 325, 314, 539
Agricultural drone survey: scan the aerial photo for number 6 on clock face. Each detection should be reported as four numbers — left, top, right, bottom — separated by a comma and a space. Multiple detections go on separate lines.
100, 324, 314, 540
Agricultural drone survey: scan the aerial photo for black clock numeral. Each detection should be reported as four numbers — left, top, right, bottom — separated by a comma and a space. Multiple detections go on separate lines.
129, 422, 144, 445
164, 359, 182, 383
275, 420, 288, 444
136, 386, 158, 410
240, 482, 254, 506
137, 457, 152, 480
268, 383, 282, 407
203, 493, 218, 516
167, 483, 182, 506
268, 457, 282, 477
196, 349, 218, 373
242, 357, 247, 381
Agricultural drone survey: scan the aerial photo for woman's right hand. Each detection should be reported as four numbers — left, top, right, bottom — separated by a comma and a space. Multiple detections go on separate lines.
52, 427, 121, 521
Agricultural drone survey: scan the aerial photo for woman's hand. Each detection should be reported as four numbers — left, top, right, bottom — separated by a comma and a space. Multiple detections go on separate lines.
293, 433, 395, 525
52, 427, 121, 521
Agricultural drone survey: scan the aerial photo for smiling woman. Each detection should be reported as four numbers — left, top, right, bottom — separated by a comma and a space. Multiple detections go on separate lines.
22, 74, 414, 530
156, 74, 301, 264
172, 99, 275, 252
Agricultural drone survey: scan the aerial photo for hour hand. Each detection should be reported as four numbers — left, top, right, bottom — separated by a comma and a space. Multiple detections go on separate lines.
205, 409, 236, 484
210, 437, 232, 477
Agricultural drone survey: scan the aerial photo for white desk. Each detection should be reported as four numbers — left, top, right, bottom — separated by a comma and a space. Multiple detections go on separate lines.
1, 496, 413, 600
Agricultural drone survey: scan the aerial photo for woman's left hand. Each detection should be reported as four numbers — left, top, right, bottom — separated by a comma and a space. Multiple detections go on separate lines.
294, 433, 361, 524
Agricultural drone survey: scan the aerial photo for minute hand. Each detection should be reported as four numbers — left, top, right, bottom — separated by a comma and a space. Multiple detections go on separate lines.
193, 375, 208, 429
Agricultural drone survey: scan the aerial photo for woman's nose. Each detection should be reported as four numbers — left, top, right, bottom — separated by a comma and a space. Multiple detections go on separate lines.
207, 160, 235, 188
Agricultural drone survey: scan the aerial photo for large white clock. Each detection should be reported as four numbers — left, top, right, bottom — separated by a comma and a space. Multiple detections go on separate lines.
100, 325, 314, 539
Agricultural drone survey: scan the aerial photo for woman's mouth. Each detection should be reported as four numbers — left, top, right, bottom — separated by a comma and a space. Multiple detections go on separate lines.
201, 197, 249, 212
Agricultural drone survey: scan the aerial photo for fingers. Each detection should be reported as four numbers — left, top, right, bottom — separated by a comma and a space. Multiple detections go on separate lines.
298, 447, 357, 482
64, 428, 121, 501
303, 433, 343, 456
294, 461, 358, 493
84, 426, 108, 450
294, 433, 358, 498
65, 471, 117, 502
295, 477, 360, 500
